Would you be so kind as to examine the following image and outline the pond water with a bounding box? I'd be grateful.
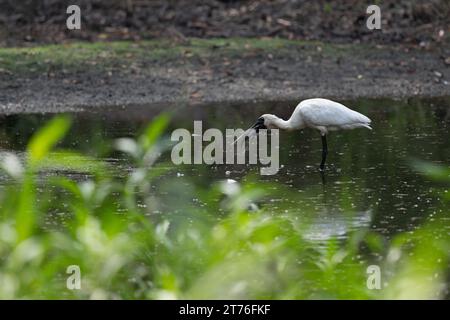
[0,97,449,242]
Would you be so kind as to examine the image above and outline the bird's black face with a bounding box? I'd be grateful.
[251,117,267,132]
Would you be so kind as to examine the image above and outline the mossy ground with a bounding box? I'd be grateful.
[0,38,360,75]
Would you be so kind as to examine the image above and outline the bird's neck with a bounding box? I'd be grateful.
[273,117,296,131]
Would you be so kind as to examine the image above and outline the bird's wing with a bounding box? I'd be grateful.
[298,98,371,127]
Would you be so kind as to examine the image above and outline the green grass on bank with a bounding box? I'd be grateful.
[0,38,363,75]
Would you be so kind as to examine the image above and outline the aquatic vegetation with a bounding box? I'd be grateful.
[0,114,448,299]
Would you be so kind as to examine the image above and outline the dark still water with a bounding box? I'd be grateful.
[0,97,449,242]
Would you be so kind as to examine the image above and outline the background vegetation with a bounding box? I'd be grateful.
[1,0,449,46]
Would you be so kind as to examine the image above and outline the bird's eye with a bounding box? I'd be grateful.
[258,117,264,121]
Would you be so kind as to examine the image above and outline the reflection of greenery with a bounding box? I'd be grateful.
[0,114,448,299]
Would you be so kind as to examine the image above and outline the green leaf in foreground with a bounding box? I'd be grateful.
[411,159,450,183]
[139,113,170,151]
[27,116,71,164]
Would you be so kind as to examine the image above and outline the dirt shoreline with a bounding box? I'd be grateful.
[0,39,449,115]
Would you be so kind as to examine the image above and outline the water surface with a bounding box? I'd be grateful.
[0,97,449,242]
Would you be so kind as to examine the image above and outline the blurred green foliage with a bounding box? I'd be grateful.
[0,114,448,299]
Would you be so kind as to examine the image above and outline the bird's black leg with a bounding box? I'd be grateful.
[320,135,328,171]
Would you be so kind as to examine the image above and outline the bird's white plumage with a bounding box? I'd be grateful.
[292,98,371,134]
[237,98,372,169]
[238,98,372,142]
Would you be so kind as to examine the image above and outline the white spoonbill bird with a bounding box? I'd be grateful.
[241,98,372,171]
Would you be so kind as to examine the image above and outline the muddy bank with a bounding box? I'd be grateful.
[0,39,449,114]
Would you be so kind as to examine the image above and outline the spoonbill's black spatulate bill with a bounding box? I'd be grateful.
[240,98,372,171]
